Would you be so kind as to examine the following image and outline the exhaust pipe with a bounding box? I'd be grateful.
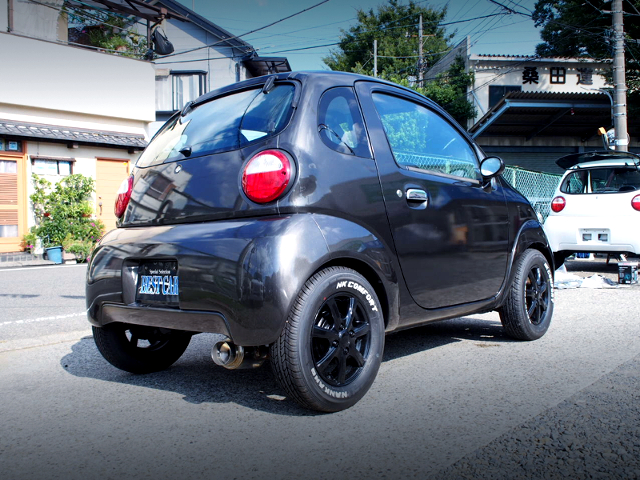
[212,338,268,370]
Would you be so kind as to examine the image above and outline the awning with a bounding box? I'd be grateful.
[470,92,615,142]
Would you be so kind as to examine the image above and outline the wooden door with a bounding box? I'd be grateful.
[96,158,130,234]
[0,154,27,253]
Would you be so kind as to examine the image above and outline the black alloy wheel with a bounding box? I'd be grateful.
[525,264,550,326]
[500,249,554,341]
[311,293,372,387]
[270,267,385,412]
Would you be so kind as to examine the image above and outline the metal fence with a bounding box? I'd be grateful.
[392,152,562,222]
[503,166,562,222]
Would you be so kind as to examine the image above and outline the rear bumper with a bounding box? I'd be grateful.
[96,304,231,337]
[544,215,640,254]
[86,215,330,346]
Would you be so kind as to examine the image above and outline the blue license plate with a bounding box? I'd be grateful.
[136,260,179,306]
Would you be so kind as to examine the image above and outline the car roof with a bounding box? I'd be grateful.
[557,151,640,170]
[192,71,426,109]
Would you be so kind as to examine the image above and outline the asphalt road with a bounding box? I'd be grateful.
[1,260,639,479]
[0,264,89,351]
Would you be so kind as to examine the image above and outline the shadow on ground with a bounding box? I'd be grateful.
[61,315,509,415]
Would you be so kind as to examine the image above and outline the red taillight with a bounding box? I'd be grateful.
[632,195,640,211]
[242,150,291,203]
[114,175,133,218]
[551,196,566,213]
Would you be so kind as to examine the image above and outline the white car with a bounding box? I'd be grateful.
[544,151,640,267]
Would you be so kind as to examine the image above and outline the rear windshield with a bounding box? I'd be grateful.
[137,84,295,167]
[560,167,640,194]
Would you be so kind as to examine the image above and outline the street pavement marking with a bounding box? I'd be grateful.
[0,264,87,273]
[0,311,88,327]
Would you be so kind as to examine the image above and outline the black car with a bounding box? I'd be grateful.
[86,71,554,412]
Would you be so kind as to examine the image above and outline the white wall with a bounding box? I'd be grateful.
[152,18,250,94]
[0,32,155,123]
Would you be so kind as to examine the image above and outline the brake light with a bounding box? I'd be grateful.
[114,175,133,218]
[551,196,566,213]
[242,150,291,203]
[632,195,640,211]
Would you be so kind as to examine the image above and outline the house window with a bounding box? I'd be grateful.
[0,137,23,153]
[32,158,73,176]
[488,85,522,108]
[550,67,566,84]
[155,70,207,112]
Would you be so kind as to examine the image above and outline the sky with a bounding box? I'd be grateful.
[176,0,543,71]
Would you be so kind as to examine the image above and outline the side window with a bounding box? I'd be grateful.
[371,93,479,180]
[318,87,370,158]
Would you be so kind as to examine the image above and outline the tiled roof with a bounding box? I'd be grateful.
[471,54,606,63]
[0,119,147,149]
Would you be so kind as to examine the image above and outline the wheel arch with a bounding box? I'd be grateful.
[513,220,555,272]
[311,257,392,329]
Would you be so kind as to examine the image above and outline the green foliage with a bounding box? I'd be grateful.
[62,234,93,263]
[71,12,147,59]
[323,1,476,124]
[533,0,640,118]
[388,56,476,125]
[29,174,105,258]
[323,0,452,78]
[21,229,38,253]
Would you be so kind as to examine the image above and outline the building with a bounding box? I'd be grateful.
[0,0,289,253]
[144,0,290,131]
[0,0,154,253]
[426,38,639,174]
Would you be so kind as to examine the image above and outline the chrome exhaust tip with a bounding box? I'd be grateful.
[211,337,269,370]
[212,339,245,370]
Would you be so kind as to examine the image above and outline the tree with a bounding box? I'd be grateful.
[323,0,476,123]
[533,0,640,119]
[28,174,105,262]
[389,56,476,125]
[323,0,451,77]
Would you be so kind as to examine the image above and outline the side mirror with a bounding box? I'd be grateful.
[480,156,505,179]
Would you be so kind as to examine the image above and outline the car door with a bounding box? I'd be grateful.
[355,81,510,309]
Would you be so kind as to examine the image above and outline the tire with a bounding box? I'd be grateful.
[500,249,554,341]
[270,267,385,412]
[93,323,192,374]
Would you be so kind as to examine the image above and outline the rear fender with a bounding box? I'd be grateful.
[312,214,400,331]
[496,220,554,308]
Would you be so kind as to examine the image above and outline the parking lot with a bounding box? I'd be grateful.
[1,260,639,479]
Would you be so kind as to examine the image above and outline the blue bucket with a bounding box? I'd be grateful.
[45,246,63,264]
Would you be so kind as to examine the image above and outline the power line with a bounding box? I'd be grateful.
[157,0,330,59]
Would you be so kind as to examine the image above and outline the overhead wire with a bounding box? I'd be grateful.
[156,0,330,59]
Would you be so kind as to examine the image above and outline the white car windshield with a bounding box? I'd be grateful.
[561,167,640,194]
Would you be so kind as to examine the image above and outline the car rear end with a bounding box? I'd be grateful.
[86,75,323,347]
[544,154,640,257]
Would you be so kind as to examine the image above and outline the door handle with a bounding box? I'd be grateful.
[405,189,428,209]
[406,188,428,201]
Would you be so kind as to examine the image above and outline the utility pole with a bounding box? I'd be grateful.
[373,39,378,78]
[612,0,628,151]
[418,15,423,85]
